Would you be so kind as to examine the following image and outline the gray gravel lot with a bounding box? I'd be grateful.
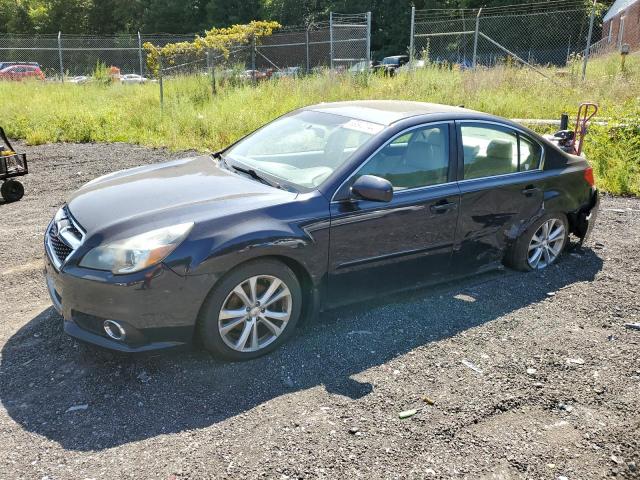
[0,142,639,479]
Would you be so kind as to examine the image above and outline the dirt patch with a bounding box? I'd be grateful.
[0,143,638,479]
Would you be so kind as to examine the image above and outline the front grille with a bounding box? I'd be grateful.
[46,206,85,268]
[49,233,73,261]
[64,219,82,239]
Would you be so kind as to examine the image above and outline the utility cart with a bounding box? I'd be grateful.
[546,102,599,156]
[0,127,28,202]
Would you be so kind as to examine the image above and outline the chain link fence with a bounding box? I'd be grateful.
[0,33,198,80]
[410,0,603,77]
[249,13,371,75]
[149,12,371,105]
[329,13,371,71]
[0,10,370,85]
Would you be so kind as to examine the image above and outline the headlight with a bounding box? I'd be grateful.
[79,223,193,274]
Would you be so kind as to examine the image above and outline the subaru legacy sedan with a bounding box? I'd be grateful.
[44,101,599,360]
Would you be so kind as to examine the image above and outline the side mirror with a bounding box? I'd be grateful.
[351,175,393,202]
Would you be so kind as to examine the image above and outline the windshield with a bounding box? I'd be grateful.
[225,111,383,189]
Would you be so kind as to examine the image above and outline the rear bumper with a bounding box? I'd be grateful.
[44,256,211,353]
[575,188,599,243]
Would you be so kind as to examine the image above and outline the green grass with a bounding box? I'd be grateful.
[1,52,638,195]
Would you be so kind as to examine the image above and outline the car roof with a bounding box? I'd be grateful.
[12,64,37,68]
[306,100,482,126]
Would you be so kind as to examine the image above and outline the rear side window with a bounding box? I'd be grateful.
[519,135,542,171]
[461,124,542,179]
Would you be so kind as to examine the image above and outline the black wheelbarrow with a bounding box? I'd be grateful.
[0,127,28,202]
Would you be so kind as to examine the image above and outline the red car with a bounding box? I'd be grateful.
[0,64,45,81]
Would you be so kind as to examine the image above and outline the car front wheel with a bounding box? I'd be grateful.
[506,213,569,271]
[198,259,302,360]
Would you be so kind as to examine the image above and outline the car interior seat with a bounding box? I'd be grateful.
[465,139,515,178]
[423,128,448,182]
[376,128,448,188]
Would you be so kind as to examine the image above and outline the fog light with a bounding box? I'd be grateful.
[103,320,126,341]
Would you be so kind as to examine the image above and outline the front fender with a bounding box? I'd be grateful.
[164,191,331,294]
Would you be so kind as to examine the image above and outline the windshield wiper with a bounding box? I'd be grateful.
[212,150,226,165]
[213,151,291,191]
[231,164,281,188]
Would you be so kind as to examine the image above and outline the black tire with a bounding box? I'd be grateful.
[197,259,302,361]
[504,212,569,272]
[1,180,24,202]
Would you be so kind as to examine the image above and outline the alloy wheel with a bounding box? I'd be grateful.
[527,218,566,269]
[218,275,292,352]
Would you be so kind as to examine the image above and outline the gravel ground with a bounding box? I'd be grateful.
[0,142,638,480]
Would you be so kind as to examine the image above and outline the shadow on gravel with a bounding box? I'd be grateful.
[0,249,602,451]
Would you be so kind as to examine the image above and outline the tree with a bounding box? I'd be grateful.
[260,0,332,26]
[38,0,91,33]
[87,0,144,34]
[206,0,263,27]
[140,0,207,34]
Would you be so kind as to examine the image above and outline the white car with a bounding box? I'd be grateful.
[348,60,373,73]
[120,74,148,84]
[68,75,89,84]
[397,60,426,73]
[273,67,301,79]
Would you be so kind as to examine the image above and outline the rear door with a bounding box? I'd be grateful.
[452,121,544,274]
[327,122,460,306]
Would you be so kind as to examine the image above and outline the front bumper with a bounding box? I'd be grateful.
[44,257,209,352]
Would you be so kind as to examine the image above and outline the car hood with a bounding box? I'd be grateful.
[67,155,296,234]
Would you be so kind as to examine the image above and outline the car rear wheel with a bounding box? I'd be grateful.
[198,259,302,361]
[506,213,569,271]
[1,179,24,202]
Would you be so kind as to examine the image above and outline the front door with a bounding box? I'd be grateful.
[327,122,460,307]
[452,121,545,274]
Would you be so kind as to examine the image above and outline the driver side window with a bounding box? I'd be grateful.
[355,124,450,190]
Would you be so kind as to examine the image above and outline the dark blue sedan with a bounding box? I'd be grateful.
[44,101,599,360]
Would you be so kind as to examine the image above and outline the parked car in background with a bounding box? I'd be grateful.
[68,75,90,85]
[120,74,148,84]
[0,64,45,81]
[273,66,301,79]
[374,55,409,76]
[44,100,599,361]
[240,69,269,81]
[349,60,376,73]
[397,59,426,73]
[0,61,40,71]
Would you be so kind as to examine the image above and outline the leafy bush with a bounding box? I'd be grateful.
[584,103,640,196]
[91,61,113,86]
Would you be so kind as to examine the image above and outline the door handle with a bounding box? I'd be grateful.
[430,201,458,214]
[521,185,541,196]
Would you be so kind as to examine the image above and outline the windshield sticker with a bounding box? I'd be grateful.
[343,119,384,135]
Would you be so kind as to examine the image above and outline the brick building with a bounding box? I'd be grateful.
[602,0,640,51]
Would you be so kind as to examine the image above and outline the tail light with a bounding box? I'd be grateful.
[584,166,595,186]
